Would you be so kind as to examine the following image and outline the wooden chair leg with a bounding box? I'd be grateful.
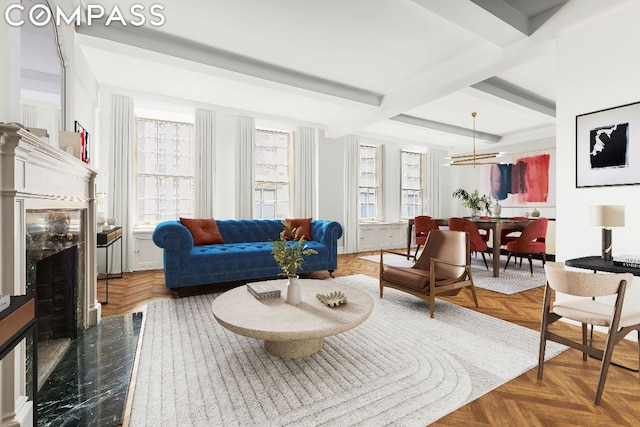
[429,293,435,318]
[537,283,552,379]
[637,330,640,384]
[595,329,618,405]
[582,323,588,361]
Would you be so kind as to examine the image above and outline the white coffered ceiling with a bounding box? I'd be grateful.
[69,0,638,152]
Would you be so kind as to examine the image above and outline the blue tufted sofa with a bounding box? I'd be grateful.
[152,219,343,293]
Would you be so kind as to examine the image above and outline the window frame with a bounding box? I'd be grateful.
[359,144,383,222]
[254,128,292,219]
[134,117,196,225]
[400,150,424,220]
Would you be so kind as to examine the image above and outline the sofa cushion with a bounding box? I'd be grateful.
[180,218,224,245]
[285,217,313,240]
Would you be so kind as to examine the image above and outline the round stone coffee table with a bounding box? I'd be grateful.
[211,279,373,358]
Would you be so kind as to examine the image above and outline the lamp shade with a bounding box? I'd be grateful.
[589,205,625,227]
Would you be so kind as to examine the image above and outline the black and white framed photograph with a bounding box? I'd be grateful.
[576,101,640,188]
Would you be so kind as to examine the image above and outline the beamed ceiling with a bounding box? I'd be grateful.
[68,0,638,152]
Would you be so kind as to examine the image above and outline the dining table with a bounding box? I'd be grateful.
[407,217,531,277]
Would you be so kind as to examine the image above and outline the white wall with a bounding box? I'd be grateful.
[317,132,345,225]
[556,4,640,307]
[70,44,98,149]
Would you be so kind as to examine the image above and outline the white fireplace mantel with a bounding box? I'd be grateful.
[0,123,99,427]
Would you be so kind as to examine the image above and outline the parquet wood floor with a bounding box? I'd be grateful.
[104,251,640,426]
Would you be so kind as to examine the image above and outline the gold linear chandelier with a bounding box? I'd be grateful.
[444,112,503,167]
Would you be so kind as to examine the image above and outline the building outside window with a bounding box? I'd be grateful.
[401,150,423,219]
[255,129,290,219]
[359,144,380,221]
[135,118,195,224]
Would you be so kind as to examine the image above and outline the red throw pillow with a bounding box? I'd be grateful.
[285,218,313,241]
[179,218,224,245]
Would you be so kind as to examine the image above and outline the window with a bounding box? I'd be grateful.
[254,129,290,219]
[359,144,380,221]
[135,118,195,224]
[401,151,423,219]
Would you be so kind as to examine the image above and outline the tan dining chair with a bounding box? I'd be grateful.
[537,261,640,405]
[380,230,478,318]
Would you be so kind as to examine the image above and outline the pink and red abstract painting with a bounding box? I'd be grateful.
[489,154,550,203]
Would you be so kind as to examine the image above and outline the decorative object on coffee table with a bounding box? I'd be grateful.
[316,290,347,307]
[271,220,317,305]
[247,283,281,301]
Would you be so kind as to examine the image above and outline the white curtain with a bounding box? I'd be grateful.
[343,135,360,253]
[235,116,255,219]
[292,126,317,217]
[195,109,216,217]
[426,148,446,218]
[109,94,134,272]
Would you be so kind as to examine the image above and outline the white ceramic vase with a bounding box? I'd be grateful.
[286,275,301,305]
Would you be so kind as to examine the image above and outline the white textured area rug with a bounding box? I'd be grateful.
[130,275,565,427]
[360,253,546,295]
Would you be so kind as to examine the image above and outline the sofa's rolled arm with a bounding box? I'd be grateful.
[152,221,194,266]
[311,220,343,246]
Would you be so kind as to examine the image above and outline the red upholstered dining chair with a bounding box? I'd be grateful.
[447,217,489,270]
[500,216,530,247]
[504,218,548,275]
[413,216,439,257]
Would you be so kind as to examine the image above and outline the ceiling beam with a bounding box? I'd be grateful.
[411,0,526,47]
[471,77,556,117]
[390,114,501,143]
[470,0,530,35]
[75,23,384,107]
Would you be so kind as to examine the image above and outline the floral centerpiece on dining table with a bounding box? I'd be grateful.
[452,188,492,218]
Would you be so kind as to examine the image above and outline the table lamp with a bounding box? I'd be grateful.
[589,205,625,261]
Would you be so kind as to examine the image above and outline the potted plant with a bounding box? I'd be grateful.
[452,188,492,218]
[271,220,317,304]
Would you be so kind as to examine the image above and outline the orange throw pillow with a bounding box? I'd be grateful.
[179,218,224,245]
[285,218,313,241]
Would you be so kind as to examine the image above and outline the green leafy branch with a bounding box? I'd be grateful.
[271,221,317,277]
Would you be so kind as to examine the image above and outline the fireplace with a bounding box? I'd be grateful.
[1,123,99,425]
[26,209,86,342]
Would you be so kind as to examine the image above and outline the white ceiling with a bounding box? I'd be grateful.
[68,0,638,153]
